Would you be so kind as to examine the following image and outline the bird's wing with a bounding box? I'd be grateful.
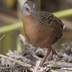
[36,11,64,40]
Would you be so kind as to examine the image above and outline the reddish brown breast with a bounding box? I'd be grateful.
[22,11,64,48]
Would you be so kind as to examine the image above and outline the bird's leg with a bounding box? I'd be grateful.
[51,47,60,58]
[40,47,52,66]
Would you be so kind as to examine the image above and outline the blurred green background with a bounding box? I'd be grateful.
[0,0,72,55]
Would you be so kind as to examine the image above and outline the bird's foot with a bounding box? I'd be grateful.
[51,47,61,60]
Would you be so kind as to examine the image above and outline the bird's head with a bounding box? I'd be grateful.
[22,1,38,25]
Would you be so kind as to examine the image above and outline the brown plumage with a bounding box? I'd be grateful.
[22,1,65,65]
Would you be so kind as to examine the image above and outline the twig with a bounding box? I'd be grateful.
[0,54,32,67]
[0,34,5,40]
[34,60,41,72]
[0,65,19,70]
[45,61,72,68]
[32,54,42,60]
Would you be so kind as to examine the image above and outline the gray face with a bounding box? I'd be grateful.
[22,1,36,15]
[22,1,38,25]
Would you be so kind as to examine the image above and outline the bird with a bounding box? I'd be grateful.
[22,1,65,66]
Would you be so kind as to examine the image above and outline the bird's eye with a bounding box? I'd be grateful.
[26,8,29,10]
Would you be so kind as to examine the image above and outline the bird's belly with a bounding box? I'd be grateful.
[23,17,57,48]
[24,25,56,48]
